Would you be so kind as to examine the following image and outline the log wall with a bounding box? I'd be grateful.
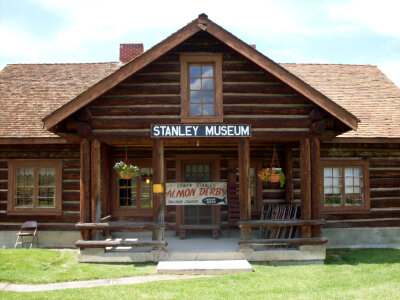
[0,145,80,231]
[83,31,331,141]
[319,142,400,228]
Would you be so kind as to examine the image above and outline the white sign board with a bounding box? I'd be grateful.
[166,182,227,205]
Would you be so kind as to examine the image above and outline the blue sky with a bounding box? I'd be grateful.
[1,0,400,86]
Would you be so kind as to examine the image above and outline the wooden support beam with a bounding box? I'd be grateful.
[300,138,312,238]
[238,138,251,240]
[152,138,164,241]
[91,139,101,225]
[284,146,294,203]
[100,143,111,221]
[80,138,91,240]
[311,137,322,237]
[310,121,326,134]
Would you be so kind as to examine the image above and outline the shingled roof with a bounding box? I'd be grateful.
[0,62,399,139]
[0,63,120,138]
[282,63,400,138]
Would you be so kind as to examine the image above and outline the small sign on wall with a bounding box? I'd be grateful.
[166,182,227,205]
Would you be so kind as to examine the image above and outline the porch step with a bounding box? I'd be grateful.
[156,260,254,274]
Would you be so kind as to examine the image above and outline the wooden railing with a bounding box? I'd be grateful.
[75,221,167,250]
[237,219,327,247]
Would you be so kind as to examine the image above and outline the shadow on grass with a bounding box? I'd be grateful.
[326,248,400,265]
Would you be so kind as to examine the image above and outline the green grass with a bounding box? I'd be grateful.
[0,249,155,284]
[1,248,400,299]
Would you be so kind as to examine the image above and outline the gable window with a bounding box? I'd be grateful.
[7,160,62,215]
[321,160,370,214]
[180,54,223,123]
[112,162,153,216]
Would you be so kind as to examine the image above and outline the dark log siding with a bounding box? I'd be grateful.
[87,32,330,140]
[0,145,80,231]
[320,143,400,228]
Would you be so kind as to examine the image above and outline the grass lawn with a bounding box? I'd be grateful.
[0,249,156,284]
[1,248,400,299]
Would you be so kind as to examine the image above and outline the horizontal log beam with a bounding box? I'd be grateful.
[238,237,328,246]
[237,219,327,228]
[75,221,166,230]
[75,240,168,248]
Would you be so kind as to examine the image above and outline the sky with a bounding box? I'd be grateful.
[1,0,400,86]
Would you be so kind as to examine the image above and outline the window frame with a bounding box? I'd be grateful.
[112,160,154,217]
[180,53,223,123]
[320,160,370,214]
[229,159,263,214]
[7,160,62,215]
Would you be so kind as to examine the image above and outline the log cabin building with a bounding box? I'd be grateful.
[1,14,400,262]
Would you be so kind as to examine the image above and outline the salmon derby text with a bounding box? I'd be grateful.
[151,125,251,137]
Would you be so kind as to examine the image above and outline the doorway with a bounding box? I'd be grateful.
[175,155,221,238]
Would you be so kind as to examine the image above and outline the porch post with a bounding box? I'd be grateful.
[238,138,251,240]
[152,139,164,241]
[311,137,322,237]
[300,138,312,238]
[91,139,102,226]
[80,138,91,240]
[284,146,294,203]
[100,143,111,220]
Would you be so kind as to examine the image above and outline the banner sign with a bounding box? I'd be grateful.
[166,182,227,205]
[151,125,251,138]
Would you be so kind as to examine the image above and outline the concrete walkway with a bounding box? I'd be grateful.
[0,274,213,293]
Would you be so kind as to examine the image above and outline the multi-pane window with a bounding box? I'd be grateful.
[118,167,153,209]
[189,64,215,116]
[7,160,62,215]
[180,54,223,122]
[322,161,370,213]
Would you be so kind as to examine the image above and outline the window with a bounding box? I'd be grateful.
[180,54,223,123]
[113,163,153,216]
[7,160,62,215]
[321,160,370,213]
[230,160,263,213]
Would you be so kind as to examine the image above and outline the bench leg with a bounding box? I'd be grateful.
[179,229,186,239]
[213,229,220,239]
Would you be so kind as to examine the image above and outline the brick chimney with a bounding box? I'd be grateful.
[119,42,144,63]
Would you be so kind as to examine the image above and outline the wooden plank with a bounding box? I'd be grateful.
[311,137,322,237]
[92,95,181,106]
[238,237,328,246]
[80,138,91,240]
[237,219,326,228]
[284,147,294,203]
[152,138,164,240]
[75,221,166,230]
[90,106,180,116]
[238,138,251,240]
[75,240,167,248]
[223,94,307,105]
[223,83,293,94]
[106,84,179,96]
[223,105,312,115]
[300,138,312,237]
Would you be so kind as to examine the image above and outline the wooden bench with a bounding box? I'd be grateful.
[239,237,328,247]
[75,221,167,250]
[75,239,167,249]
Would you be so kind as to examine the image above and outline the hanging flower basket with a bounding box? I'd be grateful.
[258,145,286,187]
[114,161,139,180]
[258,167,286,187]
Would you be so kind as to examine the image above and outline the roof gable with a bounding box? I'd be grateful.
[42,14,358,131]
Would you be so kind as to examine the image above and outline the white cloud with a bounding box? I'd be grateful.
[332,0,400,38]
[378,61,400,87]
